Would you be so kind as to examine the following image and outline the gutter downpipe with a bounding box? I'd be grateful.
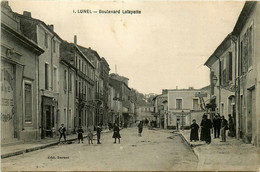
[214,55,221,117]
[230,34,240,139]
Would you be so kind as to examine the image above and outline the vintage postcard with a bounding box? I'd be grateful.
[1,0,260,171]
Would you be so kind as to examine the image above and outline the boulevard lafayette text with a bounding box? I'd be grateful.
[74,9,141,15]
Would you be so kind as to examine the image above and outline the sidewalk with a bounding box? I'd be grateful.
[179,130,260,171]
[1,129,111,159]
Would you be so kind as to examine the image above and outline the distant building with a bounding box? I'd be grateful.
[152,94,168,128]
[165,87,210,129]
[136,106,154,121]
[1,2,44,142]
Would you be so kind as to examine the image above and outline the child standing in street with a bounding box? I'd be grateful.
[77,126,84,144]
[87,128,93,144]
[58,124,67,143]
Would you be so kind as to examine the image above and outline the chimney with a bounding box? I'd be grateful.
[23,11,31,18]
[74,35,77,45]
[48,24,54,31]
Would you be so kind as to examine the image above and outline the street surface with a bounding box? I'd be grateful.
[1,127,198,171]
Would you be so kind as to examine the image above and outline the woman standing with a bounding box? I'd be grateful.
[138,121,143,137]
[190,119,199,142]
[112,123,121,143]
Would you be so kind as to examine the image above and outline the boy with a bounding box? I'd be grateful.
[96,123,102,144]
[58,124,66,143]
[87,128,93,144]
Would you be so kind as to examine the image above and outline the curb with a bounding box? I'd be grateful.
[177,132,199,160]
[1,130,112,159]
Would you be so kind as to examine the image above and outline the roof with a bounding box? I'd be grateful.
[232,1,257,36]
[14,12,62,42]
[60,40,76,67]
[78,45,101,61]
[204,34,232,68]
[75,45,95,68]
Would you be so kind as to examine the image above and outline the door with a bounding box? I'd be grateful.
[1,61,15,141]
[45,106,52,137]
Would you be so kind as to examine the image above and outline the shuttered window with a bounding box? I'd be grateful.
[25,83,32,123]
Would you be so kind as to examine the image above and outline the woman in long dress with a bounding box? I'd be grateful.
[112,123,121,143]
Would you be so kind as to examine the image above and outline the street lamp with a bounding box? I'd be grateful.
[212,75,218,86]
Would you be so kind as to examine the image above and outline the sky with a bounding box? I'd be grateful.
[9,1,245,94]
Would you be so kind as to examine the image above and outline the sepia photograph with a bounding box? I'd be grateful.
[1,0,260,171]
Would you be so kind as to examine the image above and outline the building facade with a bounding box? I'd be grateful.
[152,94,168,128]
[1,2,44,142]
[165,88,209,129]
[16,10,62,139]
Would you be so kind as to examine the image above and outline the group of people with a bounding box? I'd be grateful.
[190,113,235,144]
[57,123,121,144]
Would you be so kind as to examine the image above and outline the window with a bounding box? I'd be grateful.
[45,32,48,48]
[176,99,182,109]
[228,52,232,81]
[193,99,199,110]
[69,72,72,92]
[64,70,67,90]
[54,67,57,92]
[45,63,49,89]
[25,83,32,123]
[241,25,253,74]
[53,40,56,53]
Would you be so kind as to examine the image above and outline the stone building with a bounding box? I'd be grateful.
[204,34,237,128]
[59,40,77,134]
[165,87,210,129]
[232,1,260,146]
[15,9,62,139]
[72,37,95,131]
[152,93,168,128]
[1,2,44,142]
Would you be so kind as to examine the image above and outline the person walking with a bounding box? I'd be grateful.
[87,128,93,144]
[200,114,212,144]
[112,123,121,143]
[220,116,228,142]
[77,126,84,144]
[228,114,235,137]
[96,123,102,144]
[190,119,199,142]
[200,116,205,141]
[58,124,67,143]
[138,121,143,137]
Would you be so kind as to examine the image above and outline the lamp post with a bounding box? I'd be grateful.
[212,74,221,117]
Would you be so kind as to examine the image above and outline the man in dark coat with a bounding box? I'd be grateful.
[58,124,67,143]
[200,114,212,144]
[77,126,84,144]
[96,123,102,144]
[190,119,199,142]
[213,114,221,138]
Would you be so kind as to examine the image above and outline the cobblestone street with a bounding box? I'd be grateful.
[1,127,198,171]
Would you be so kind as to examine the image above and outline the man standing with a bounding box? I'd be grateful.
[96,123,102,144]
[58,124,66,143]
[200,114,212,144]
[213,114,221,138]
[220,116,228,142]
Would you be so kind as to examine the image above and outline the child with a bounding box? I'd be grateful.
[58,124,67,143]
[77,126,84,144]
[87,128,93,144]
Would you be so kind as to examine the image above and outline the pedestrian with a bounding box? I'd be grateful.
[138,121,143,137]
[190,119,199,142]
[77,126,84,144]
[96,123,102,144]
[213,114,221,138]
[220,115,228,142]
[58,124,66,143]
[112,123,121,143]
[228,114,235,137]
[87,128,93,144]
[200,114,212,144]
[200,116,205,141]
